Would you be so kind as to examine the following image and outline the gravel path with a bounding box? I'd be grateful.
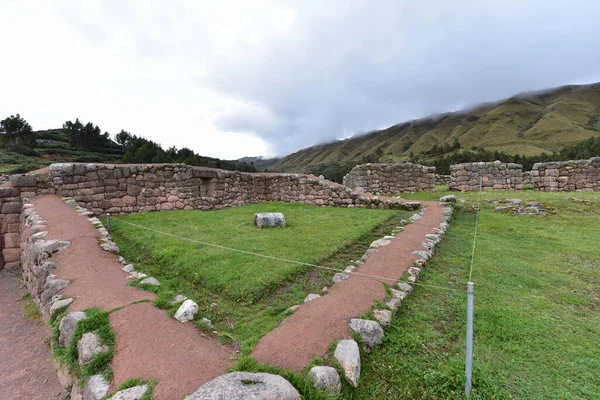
[252,201,443,370]
[0,268,64,400]
[33,195,234,399]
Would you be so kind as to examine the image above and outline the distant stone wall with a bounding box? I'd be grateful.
[342,163,436,194]
[435,174,451,186]
[531,158,600,192]
[450,161,523,191]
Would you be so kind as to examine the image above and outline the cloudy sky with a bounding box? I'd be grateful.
[2,1,600,159]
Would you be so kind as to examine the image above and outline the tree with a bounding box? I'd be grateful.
[0,114,35,154]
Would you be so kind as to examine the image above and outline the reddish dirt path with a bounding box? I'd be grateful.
[0,268,64,400]
[33,195,234,399]
[252,201,442,370]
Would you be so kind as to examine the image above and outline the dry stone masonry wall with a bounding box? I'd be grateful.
[531,158,600,192]
[450,161,523,191]
[342,163,436,194]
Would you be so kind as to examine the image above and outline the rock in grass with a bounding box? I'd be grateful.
[77,332,109,366]
[373,309,392,327]
[254,213,286,228]
[84,374,110,400]
[403,201,420,211]
[440,195,457,203]
[397,281,413,294]
[386,298,402,313]
[332,273,348,284]
[50,297,73,314]
[171,294,187,305]
[349,319,384,352]
[309,366,341,393]
[304,293,321,303]
[370,238,391,248]
[287,305,301,313]
[110,384,148,400]
[121,264,135,273]
[185,372,300,400]
[390,288,407,300]
[334,339,361,387]
[140,277,160,286]
[174,299,199,322]
[59,311,87,346]
[199,317,214,329]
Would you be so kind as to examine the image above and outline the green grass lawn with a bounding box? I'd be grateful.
[111,202,409,353]
[344,191,600,399]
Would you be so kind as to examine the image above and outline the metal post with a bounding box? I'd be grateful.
[106,213,111,234]
[465,281,474,395]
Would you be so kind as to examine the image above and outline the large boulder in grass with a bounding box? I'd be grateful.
[254,213,286,228]
[184,372,300,400]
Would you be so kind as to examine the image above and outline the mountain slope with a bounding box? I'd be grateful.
[272,82,600,173]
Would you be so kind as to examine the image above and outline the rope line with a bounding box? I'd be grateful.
[115,219,461,293]
[468,177,483,282]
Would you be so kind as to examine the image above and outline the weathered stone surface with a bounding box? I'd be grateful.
[83,374,110,400]
[59,311,87,346]
[185,372,300,400]
[440,195,457,203]
[390,288,407,300]
[121,264,135,273]
[109,384,148,400]
[370,238,391,248]
[334,339,361,387]
[287,304,301,313]
[41,276,71,305]
[332,273,349,284]
[396,281,413,294]
[140,277,160,286]
[373,309,392,326]
[254,212,286,228]
[349,319,384,352]
[343,163,435,195]
[174,299,199,322]
[403,201,421,211]
[77,332,109,366]
[50,297,73,314]
[309,366,341,394]
[100,240,120,253]
[171,294,187,304]
[386,297,402,313]
[303,293,321,303]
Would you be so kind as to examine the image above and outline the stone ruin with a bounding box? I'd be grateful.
[342,162,436,195]
[531,158,600,192]
[450,161,523,191]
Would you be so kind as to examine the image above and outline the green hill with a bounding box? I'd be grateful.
[271,82,600,174]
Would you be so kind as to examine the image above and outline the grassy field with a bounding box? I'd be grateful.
[343,189,600,399]
[111,202,410,353]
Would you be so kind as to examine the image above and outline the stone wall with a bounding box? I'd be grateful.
[1,163,422,268]
[435,174,451,186]
[531,158,600,192]
[342,163,436,194]
[449,161,523,191]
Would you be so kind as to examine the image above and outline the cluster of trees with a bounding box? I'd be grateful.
[115,130,257,171]
[0,114,35,154]
[0,114,256,172]
[62,119,114,151]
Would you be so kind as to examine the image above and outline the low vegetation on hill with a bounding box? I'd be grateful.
[270,83,600,180]
[0,114,256,174]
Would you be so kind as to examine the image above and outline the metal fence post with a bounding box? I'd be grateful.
[106,213,111,234]
[465,281,474,395]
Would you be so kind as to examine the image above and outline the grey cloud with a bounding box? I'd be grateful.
[198,0,600,156]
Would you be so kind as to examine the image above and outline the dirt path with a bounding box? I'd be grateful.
[33,195,234,399]
[252,201,443,370]
[0,268,64,400]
